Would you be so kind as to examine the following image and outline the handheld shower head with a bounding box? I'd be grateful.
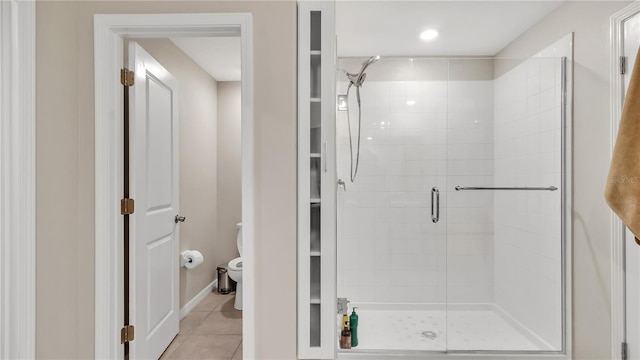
[361,55,380,71]
[346,55,380,88]
[342,55,380,183]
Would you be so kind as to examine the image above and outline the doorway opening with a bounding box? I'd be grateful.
[611,3,640,360]
[94,13,254,360]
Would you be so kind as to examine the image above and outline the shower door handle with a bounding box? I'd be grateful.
[431,187,439,223]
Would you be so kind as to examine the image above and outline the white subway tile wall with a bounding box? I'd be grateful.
[446,76,495,304]
[336,65,495,304]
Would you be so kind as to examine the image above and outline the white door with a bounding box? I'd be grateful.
[129,42,180,360]
[623,12,640,360]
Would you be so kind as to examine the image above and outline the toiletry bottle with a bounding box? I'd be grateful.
[350,307,359,347]
[340,326,351,349]
[342,314,349,331]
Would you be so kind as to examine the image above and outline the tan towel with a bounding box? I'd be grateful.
[606,47,640,242]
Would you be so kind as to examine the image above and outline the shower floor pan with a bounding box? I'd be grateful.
[338,303,555,353]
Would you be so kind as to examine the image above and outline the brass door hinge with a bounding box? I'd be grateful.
[121,325,135,344]
[121,69,135,86]
[121,198,135,215]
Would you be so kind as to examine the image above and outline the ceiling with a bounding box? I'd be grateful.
[170,37,241,82]
[336,1,564,57]
[169,1,563,78]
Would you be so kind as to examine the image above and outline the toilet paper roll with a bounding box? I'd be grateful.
[181,250,204,269]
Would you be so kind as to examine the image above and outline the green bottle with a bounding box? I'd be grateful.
[350,307,359,347]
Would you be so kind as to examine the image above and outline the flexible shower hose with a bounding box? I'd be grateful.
[345,83,363,182]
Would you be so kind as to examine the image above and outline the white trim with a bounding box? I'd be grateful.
[610,4,640,360]
[94,13,255,360]
[93,14,124,360]
[0,1,36,359]
[179,280,217,320]
[297,3,312,357]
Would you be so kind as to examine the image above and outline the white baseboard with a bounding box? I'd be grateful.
[179,279,217,319]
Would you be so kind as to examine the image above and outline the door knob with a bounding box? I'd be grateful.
[175,215,186,223]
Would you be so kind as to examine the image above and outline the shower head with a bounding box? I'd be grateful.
[346,55,380,88]
[361,55,380,72]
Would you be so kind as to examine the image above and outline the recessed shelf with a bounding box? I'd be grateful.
[300,4,335,357]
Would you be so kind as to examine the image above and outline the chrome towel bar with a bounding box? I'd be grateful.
[455,186,558,191]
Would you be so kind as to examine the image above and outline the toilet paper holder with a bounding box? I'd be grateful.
[180,250,203,268]
[180,253,191,267]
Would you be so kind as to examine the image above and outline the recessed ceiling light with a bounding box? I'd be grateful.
[406,99,416,106]
[420,29,439,41]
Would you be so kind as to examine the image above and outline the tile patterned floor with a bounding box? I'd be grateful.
[160,291,242,360]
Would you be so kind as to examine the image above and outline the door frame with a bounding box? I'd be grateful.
[94,13,255,359]
[0,0,36,358]
[610,3,640,360]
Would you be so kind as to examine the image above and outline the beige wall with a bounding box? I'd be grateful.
[36,1,296,359]
[496,1,631,358]
[136,38,221,309]
[217,82,243,267]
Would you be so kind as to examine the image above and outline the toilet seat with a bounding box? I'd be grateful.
[236,223,243,257]
[228,223,243,310]
[228,257,243,271]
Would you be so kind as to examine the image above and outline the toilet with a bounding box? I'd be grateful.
[227,223,243,310]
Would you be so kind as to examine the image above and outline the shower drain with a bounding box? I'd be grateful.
[421,331,438,340]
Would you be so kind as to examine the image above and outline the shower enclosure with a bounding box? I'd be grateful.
[336,56,568,355]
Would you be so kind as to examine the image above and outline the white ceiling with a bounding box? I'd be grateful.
[169,1,563,79]
[170,37,241,82]
[336,1,564,57]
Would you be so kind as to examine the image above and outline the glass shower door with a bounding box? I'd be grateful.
[335,55,566,355]
[335,57,449,353]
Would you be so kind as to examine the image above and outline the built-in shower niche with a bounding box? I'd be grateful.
[310,253,322,346]
[298,3,335,357]
[310,157,321,200]
[310,303,321,347]
[310,11,321,99]
[310,102,321,153]
[310,11,321,50]
[310,204,321,254]
[311,55,321,99]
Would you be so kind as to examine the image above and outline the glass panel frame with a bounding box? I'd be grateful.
[334,56,568,356]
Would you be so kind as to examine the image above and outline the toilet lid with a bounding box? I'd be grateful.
[237,223,243,256]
